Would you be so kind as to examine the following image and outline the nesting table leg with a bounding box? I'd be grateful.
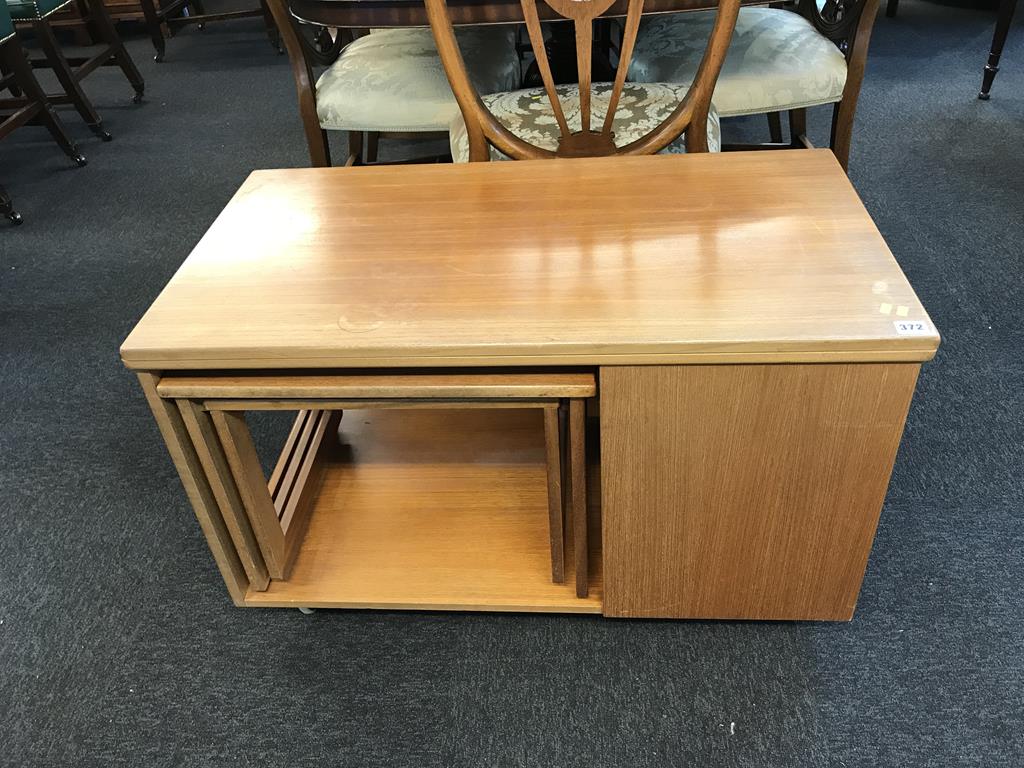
[542,405,565,583]
[569,398,588,598]
[136,374,250,604]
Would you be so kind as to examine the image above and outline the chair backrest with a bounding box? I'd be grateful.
[798,0,877,53]
[424,0,740,161]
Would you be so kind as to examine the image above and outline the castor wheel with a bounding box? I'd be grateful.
[298,607,316,615]
[978,91,991,101]
[153,52,164,63]
[133,90,144,104]
[72,153,88,167]
[4,209,22,226]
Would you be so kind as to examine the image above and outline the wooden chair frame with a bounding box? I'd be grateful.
[1,182,21,225]
[265,0,449,167]
[137,0,281,63]
[0,24,86,168]
[423,0,740,160]
[738,0,880,171]
[13,0,145,125]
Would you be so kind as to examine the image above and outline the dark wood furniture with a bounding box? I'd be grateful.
[762,0,880,171]
[137,0,280,62]
[121,151,939,619]
[1,6,86,171]
[48,0,281,62]
[634,0,880,172]
[424,0,738,159]
[1,0,86,224]
[979,0,1018,99]
[10,0,144,141]
[1,183,22,224]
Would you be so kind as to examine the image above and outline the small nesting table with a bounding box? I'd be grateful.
[122,151,940,620]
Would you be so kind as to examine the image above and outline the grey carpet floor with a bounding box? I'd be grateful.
[1,2,1022,765]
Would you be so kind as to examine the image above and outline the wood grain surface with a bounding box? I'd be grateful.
[121,152,938,370]
[600,363,919,620]
[136,374,250,605]
[244,408,604,612]
[157,371,597,399]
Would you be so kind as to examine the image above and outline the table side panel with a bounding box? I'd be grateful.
[600,362,920,620]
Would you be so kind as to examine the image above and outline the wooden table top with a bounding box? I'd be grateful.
[121,151,939,371]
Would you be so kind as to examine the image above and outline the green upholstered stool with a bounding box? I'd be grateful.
[1,0,86,224]
[6,0,144,139]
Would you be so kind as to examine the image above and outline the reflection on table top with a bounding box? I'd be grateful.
[121,150,939,370]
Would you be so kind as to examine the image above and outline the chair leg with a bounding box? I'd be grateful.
[259,0,283,53]
[365,131,380,163]
[569,399,588,598]
[83,0,146,102]
[789,107,807,147]
[0,43,87,166]
[73,0,102,44]
[1,184,23,225]
[766,111,783,143]
[886,0,898,17]
[138,0,167,62]
[1,59,23,97]
[32,18,111,141]
[979,0,1019,100]
[346,131,363,166]
[830,102,852,173]
[543,405,565,584]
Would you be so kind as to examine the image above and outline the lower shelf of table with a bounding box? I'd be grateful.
[243,408,603,613]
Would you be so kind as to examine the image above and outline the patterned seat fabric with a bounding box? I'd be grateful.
[316,27,521,133]
[6,0,72,20]
[449,82,721,162]
[629,8,847,117]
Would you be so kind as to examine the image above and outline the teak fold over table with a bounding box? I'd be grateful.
[121,151,940,621]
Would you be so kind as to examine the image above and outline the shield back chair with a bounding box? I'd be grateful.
[265,0,523,167]
[7,0,144,140]
[422,0,740,162]
[627,0,880,171]
[1,0,86,225]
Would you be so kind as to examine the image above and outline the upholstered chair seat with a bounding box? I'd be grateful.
[315,27,521,133]
[629,7,847,116]
[449,82,721,162]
